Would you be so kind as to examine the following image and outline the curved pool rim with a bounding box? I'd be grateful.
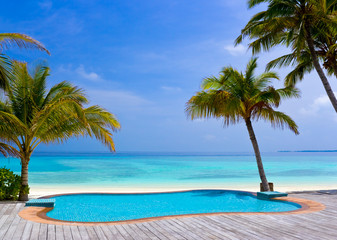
[19,189,325,226]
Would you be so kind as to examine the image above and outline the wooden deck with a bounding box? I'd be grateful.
[1,192,336,239]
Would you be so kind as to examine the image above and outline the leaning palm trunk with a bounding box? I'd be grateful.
[304,24,337,113]
[19,159,29,201]
[245,118,270,191]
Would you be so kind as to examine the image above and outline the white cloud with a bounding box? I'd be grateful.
[224,44,246,56]
[75,65,102,82]
[300,93,336,115]
[161,86,182,92]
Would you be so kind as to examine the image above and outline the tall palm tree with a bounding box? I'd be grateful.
[0,33,50,90]
[186,58,299,191]
[0,61,120,201]
[235,0,337,112]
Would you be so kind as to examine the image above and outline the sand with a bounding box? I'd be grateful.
[28,183,337,198]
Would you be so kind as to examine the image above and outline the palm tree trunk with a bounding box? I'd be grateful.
[245,118,270,192]
[304,23,337,113]
[19,158,29,201]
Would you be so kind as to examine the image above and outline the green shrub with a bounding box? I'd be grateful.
[0,167,21,200]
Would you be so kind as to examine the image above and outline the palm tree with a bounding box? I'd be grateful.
[186,58,299,191]
[0,61,120,201]
[235,0,337,112]
[0,33,50,90]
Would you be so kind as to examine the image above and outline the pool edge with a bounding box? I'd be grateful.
[18,191,325,226]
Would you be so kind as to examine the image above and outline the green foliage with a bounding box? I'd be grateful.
[0,167,21,200]
[186,57,300,133]
[0,33,50,108]
[20,185,30,195]
[0,61,121,159]
[0,33,50,55]
[236,0,337,85]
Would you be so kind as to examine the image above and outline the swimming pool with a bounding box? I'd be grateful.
[45,190,301,222]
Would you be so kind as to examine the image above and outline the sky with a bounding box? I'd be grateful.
[2,0,337,153]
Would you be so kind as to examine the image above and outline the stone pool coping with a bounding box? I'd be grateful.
[18,190,325,226]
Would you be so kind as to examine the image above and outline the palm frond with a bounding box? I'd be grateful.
[0,54,12,90]
[0,33,50,55]
[256,108,299,134]
[0,142,19,157]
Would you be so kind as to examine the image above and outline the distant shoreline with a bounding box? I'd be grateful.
[279,150,337,152]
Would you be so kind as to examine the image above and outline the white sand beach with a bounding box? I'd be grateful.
[28,183,337,198]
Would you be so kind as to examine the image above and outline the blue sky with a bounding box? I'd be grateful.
[2,0,337,153]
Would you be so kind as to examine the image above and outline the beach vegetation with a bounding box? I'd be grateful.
[236,0,337,112]
[186,58,299,191]
[0,167,21,200]
[0,61,120,201]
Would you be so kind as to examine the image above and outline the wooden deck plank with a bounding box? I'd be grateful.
[47,224,56,240]
[151,220,190,240]
[168,218,209,240]
[92,226,107,240]
[195,216,244,240]
[115,224,134,240]
[62,225,73,240]
[27,223,39,240]
[3,215,21,240]
[101,225,125,240]
[0,204,9,217]
[142,221,173,240]
[69,226,81,240]
[126,224,152,240]
[166,218,204,240]
[11,218,28,240]
[78,226,90,240]
[141,221,171,240]
[134,223,161,240]
[151,220,186,240]
[55,225,65,240]
[183,217,229,240]
[38,224,48,240]
[174,217,222,240]
[84,226,99,240]
[156,220,188,240]
[0,203,22,240]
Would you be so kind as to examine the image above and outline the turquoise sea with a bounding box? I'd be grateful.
[1,152,337,191]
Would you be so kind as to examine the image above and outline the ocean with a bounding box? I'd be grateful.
[1,152,337,192]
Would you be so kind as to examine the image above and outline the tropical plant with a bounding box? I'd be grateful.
[235,0,337,112]
[0,61,120,201]
[186,58,299,191]
[0,167,21,200]
[0,33,50,90]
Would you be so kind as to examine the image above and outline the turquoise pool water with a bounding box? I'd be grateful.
[46,190,301,222]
